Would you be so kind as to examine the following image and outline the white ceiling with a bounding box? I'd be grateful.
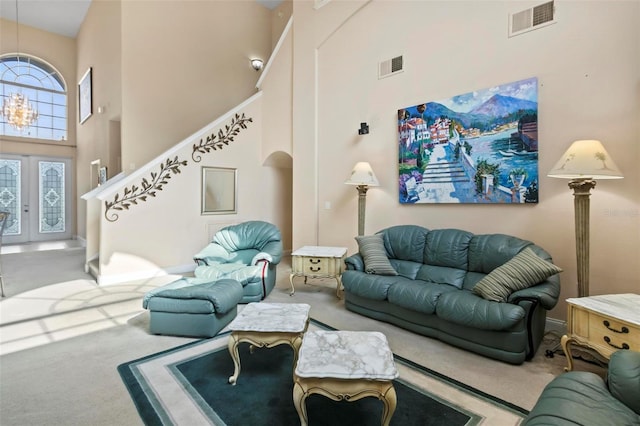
[0,0,283,39]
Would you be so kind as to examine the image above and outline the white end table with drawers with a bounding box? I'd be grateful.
[289,246,347,298]
[561,293,640,371]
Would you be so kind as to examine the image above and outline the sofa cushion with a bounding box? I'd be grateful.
[387,280,458,315]
[355,234,398,275]
[424,229,473,270]
[468,234,533,274]
[380,225,428,263]
[389,259,422,280]
[416,264,467,289]
[436,290,526,330]
[472,248,562,302]
[194,263,264,286]
[341,270,399,300]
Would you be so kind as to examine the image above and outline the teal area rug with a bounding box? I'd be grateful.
[118,320,527,425]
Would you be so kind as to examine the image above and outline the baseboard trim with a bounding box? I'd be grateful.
[545,317,566,335]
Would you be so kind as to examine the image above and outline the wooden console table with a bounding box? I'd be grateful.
[561,293,640,371]
[289,246,347,298]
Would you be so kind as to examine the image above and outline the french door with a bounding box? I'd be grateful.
[0,154,72,244]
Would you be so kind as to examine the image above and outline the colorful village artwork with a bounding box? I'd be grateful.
[398,77,539,204]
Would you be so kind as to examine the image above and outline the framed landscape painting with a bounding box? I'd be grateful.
[398,77,539,204]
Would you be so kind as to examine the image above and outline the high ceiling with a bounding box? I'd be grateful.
[0,0,283,39]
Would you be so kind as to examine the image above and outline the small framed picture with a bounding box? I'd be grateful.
[79,67,92,124]
[201,166,237,215]
[98,166,107,185]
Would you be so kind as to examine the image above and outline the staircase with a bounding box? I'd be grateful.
[422,161,470,184]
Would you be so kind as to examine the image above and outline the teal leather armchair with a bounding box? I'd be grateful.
[524,350,640,425]
[193,221,283,303]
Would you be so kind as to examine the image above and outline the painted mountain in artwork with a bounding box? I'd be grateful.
[470,94,537,117]
[417,94,537,131]
[422,102,487,129]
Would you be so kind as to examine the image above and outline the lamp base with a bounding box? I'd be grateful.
[568,178,596,298]
[356,185,369,236]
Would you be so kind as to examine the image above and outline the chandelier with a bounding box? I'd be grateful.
[2,93,38,130]
[1,0,38,131]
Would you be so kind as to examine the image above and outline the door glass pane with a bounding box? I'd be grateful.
[39,161,65,233]
[0,159,21,235]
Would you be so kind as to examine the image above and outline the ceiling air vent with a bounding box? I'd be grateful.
[509,1,556,38]
[379,55,403,80]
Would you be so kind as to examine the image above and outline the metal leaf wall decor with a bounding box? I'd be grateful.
[103,114,252,222]
[192,113,253,162]
[104,157,188,222]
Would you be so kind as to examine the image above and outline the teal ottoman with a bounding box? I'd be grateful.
[142,278,243,338]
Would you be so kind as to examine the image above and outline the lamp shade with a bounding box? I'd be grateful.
[345,162,380,186]
[547,139,623,180]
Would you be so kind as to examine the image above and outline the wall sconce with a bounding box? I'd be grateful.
[344,162,379,236]
[251,58,264,71]
[547,139,623,298]
[358,122,369,135]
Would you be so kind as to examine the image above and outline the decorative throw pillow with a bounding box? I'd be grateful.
[355,234,398,276]
[473,247,562,302]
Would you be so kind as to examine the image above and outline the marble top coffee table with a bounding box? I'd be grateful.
[227,302,310,385]
[293,330,399,426]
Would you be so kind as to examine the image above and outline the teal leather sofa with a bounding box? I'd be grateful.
[192,221,283,303]
[342,225,561,364]
[524,350,640,425]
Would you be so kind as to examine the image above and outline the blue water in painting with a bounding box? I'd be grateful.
[464,129,538,188]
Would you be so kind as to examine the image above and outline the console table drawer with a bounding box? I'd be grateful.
[589,313,639,354]
[292,256,341,277]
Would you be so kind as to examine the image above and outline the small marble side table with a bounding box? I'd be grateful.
[293,330,399,426]
[227,302,310,385]
[561,293,640,371]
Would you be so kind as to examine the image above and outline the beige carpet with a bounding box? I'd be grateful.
[0,245,604,425]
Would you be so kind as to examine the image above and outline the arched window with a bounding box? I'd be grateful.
[0,54,67,141]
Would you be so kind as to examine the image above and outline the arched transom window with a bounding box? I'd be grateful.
[0,54,67,141]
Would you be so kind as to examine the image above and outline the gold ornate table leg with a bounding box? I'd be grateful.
[380,383,397,426]
[227,332,241,385]
[292,376,397,426]
[560,334,575,372]
[228,326,308,385]
[289,273,296,296]
[292,380,310,426]
[335,275,343,299]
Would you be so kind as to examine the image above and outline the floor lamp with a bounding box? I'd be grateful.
[345,162,379,236]
[547,140,623,298]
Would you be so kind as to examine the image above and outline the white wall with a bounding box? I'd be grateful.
[119,0,272,171]
[292,0,640,321]
[79,3,295,284]
[95,95,288,282]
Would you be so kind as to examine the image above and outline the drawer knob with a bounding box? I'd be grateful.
[309,267,321,272]
[309,259,321,264]
[603,320,629,334]
[604,336,630,350]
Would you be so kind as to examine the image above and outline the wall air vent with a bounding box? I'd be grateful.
[379,55,404,80]
[509,1,556,38]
